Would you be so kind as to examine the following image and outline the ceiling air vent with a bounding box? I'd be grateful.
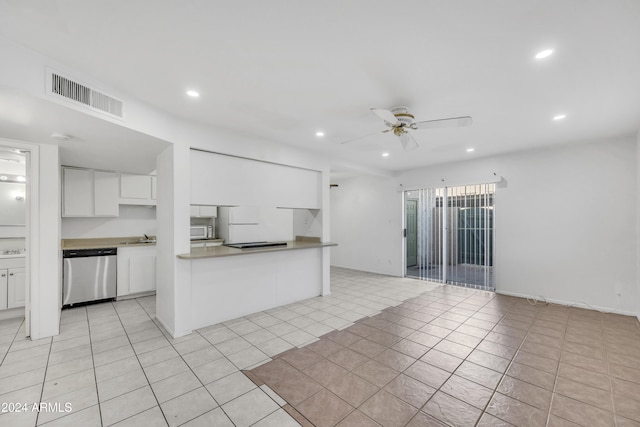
[47,71,124,119]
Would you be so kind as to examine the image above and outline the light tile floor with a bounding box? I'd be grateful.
[0,267,439,426]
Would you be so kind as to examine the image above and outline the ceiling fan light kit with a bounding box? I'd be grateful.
[343,106,472,151]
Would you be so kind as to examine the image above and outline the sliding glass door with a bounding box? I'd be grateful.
[405,183,495,290]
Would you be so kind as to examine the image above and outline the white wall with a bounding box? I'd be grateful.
[61,205,156,238]
[293,209,322,238]
[332,136,638,315]
[331,174,404,276]
[637,130,640,321]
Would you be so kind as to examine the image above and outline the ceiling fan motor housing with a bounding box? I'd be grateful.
[391,106,414,127]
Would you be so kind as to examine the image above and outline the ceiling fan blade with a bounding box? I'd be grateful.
[411,116,473,130]
[371,108,399,126]
[398,131,419,151]
[340,129,390,145]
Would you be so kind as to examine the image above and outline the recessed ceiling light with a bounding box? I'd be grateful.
[553,114,567,121]
[0,176,7,181]
[382,152,390,157]
[315,131,325,137]
[535,49,554,59]
[50,133,71,141]
[186,90,200,98]
[466,148,475,152]
[16,176,26,182]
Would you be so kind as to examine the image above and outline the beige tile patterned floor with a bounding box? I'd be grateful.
[248,272,640,426]
[0,267,639,426]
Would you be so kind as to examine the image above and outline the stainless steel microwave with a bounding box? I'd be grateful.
[190,226,208,240]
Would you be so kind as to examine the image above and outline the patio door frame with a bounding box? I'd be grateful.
[403,182,496,290]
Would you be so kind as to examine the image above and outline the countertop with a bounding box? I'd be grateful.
[0,253,25,259]
[178,240,337,259]
[190,239,224,244]
[61,237,157,250]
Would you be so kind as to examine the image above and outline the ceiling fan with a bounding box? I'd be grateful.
[342,106,472,151]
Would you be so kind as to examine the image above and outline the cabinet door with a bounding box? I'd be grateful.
[121,174,152,199]
[63,168,93,216]
[7,267,25,309]
[0,270,7,310]
[229,206,260,224]
[151,176,157,200]
[94,171,120,216]
[198,206,218,218]
[190,205,200,217]
[118,247,156,296]
[129,255,156,293]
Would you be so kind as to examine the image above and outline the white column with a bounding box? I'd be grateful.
[156,144,192,337]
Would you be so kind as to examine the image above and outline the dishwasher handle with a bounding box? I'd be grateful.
[63,248,117,258]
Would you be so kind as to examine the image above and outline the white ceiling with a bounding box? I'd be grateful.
[0,90,168,174]
[0,0,639,173]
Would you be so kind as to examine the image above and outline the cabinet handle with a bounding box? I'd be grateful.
[9,273,13,276]
[1,274,5,277]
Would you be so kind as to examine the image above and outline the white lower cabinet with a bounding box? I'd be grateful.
[117,246,156,297]
[7,268,25,309]
[0,267,25,309]
[0,270,7,310]
[0,257,25,310]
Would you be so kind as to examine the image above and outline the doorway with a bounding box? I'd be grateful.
[404,183,495,290]
[0,146,29,335]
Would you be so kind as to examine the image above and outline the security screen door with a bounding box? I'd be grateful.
[405,183,495,290]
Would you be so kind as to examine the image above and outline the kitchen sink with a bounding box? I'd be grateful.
[118,240,156,245]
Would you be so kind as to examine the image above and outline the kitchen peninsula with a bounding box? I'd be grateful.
[156,148,331,337]
[181,238,336,329]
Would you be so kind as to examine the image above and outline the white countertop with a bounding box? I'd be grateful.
[0,253,25,259]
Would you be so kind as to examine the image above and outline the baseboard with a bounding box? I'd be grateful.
[154,314,191,339]
[495,290,638,317]
[116,291,156,301]
[330,263,401,278]
[0,307,23,321]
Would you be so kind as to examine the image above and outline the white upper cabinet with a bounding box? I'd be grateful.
[228,206,259,224]
[121,174,151,199]
[120,174,156,205]
[190,205,217,218]
[94,171,120,216]
[191,150,321,209]
[151,176,157,200]
[62,167,119,217]
[62,168,93,216]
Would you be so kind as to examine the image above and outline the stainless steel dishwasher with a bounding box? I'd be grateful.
[62,248,117,307]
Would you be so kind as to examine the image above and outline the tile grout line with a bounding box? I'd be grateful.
[544,306,568,427]
[109,298,171,427]
[603,315,618,427]
[415,290,512,426]
[0,318,24,366]
[34,312,67,426]
[81,305,106,427]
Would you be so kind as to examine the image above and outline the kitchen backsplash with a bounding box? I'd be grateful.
[62,205,156,239]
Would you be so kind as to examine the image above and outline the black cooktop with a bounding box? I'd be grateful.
[224,241,288,249]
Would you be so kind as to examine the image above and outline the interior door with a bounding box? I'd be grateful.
[405,199,418,267]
